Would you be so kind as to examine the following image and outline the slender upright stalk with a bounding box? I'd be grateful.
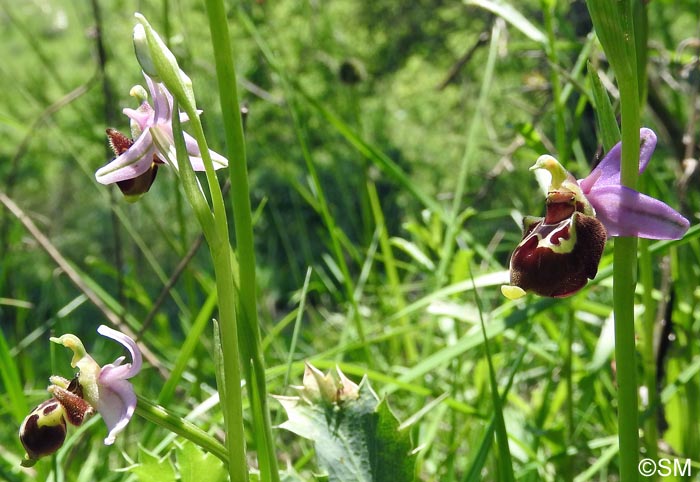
[586,1,645,478]
[203,2,280,481]
[614,53,641,482]
[135,14,250,482]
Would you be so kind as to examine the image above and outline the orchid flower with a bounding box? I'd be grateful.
[19,325,142,466]
[502,128,690,299]
[95,74,228,200]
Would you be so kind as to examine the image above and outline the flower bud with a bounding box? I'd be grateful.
[133,23,159,79]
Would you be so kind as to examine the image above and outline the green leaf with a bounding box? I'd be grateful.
[586,0,637,83]
[278,377,415,482]
[465,0,546,44]
[389,237,435,271]
[587,62,620,150]
[130,447,177,482]
[177,441,228,482]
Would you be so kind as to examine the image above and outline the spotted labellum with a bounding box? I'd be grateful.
[18,326,142,466]
[19,377,94,467]
[502,128,690,299]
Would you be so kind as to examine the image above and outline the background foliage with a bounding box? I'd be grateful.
[1,0,699,480]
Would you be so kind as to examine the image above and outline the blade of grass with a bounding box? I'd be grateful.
[434,18,501,287]
[284,268,312,389]
[0,326,28,422]
[587,62,621,151]
[469,262,515,482]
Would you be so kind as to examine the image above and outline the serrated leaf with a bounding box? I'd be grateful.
[177,440,227,482]
[129,447,177,482]
[278,378,415,482]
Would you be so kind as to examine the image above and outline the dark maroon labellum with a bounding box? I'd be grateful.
[19,399,68,463]
[508,191,607,297]
[106,128,160,198]
[19,376,95,466]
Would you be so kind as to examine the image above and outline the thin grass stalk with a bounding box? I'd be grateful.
[469,264,515,482]
[233,7,368,354]
[434,19,500,287]
[366,180,417,362]
[202,2,280,480]
[542,0,568,163]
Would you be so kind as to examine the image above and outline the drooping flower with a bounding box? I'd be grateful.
[96,74,227,200]
[19,325,142,465]
[502,128,690,300]
[19,376,94,467]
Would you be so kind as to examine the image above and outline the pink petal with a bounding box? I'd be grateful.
[95,133,156,184]
[580,128,657,193]
[145,75,173,124]
[588,185,690,239]
[97,325,142,379]
[123,105,154,132]
[96,380,136,445]
[184,133,228,170]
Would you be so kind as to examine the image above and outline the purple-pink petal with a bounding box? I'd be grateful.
[123,104,154,132]
[96,379,137,445]
[184,133,228,170]
[580,128,657,193]
[587,184,690,239]
[95,133,156,184]
[145,76,173,124]
[97,325,142,379]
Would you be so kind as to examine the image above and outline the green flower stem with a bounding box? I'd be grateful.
[203,2,280,481]
[587,1,644,478]
[615,64,641,482]
[135,14,249,482]
[171,108,248,482]
[135,395,229,465]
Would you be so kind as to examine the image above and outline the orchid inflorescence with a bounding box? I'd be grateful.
[95,25,227,202]
[19,326,142,467]
[502,128,690,299]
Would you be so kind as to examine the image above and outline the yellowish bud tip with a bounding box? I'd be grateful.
[501,285,527,300]
[530,155,568,189]
[129,85,148,103]
[50,334,87,368]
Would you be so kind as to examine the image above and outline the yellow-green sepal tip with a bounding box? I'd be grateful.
[501,285,527,300]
